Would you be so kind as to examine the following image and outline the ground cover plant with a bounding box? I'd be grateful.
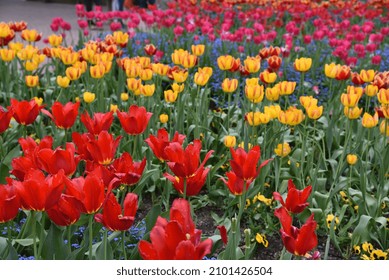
[0,0,388,260]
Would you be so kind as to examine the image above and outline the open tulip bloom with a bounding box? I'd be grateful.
[273,179,312,214]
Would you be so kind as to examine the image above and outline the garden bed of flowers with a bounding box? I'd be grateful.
[0,0,388,260]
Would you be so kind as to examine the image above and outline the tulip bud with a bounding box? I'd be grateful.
[159,113,169,123]
[25,75,39,87]
[346,154,358,165]
[224,135,236,148]
[294,57,312,72]
[83,91,95,103]
[120,93,129,101]
[274,143,291,157]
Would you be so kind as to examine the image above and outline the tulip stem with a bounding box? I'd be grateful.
[122,231,127,260]
[88,214,94,260]
[299,72,305,98]
[323,234,331,260]
[103,229,108,260]
[67,225,72,252]
[37,212,46,259]
[227,92,231,132]
[31,211,38,260]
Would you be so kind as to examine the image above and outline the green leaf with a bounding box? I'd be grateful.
[0,164,9,184]
[41,224,70,260]
[351,215,373,245]
[95,238,113,260]
[145,204,162,232]
[13,238,36,247]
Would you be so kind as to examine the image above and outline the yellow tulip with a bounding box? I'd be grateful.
[25,75,39,87]
[90,63,106,79]
[159,114,169,123]
[346,154,358,165]
[274,143,291,157]
[217,55,234,71]
[139,68,153,81]
[140,83,155,97]
[344,106,363,119]
[379,120,389,136]
[246,112,270,126]
[306,105,323,120]
[294,57,312,72]
[278,107,305,126]
[56,76,70,88]
[48,34,63,47]
[260,70,277,84]
[359,69,375,83]
[265,86,280,101]
[361,112,378,128]
[83,92,95,103]
[191,44,205,56]
[127,78,141,93]
[244,56,261,73]
[378,88,389,105]
[300,96,318,109]
[223,135,236,148]
[264,105,281,120]
[365,84,378,97]
[181,53,197,69]
[245,84,264,103]
[324,63,340,79]
[221,78,238,93]
[66,66,82,81]
[194,71,210,86]
[120,93,129,101]
[276,81,296,95]
[164,89,178,103]
[172,82,185,93]
[0,49,15,62]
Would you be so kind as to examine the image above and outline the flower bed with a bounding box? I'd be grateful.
[0,0,388,260]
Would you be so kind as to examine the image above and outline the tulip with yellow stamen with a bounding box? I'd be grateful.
[360,69,375,83]
[191,44,205,56]
[217,55,234,71]
[278,107,305,126]
[83,92,95,103]
[361,112,378,128]
[259,69,277,84]
[140,83,155,97]
[378,88,389,105]
[245,84,264,103]
[25,75,39,88]
[274,142,291,157]
[244,56,261,73]
[223,135,236,148]
[294,57,312,72]
[276,81,296,96]
[306,104,323,120]
[365,84,378,97]
[159,114,168,124]
[164,89,178,103]
[246,111,270,126]
[56,76,70,88]
[265,86,280,101]
[221,78,238,93]
[344,106,363,119]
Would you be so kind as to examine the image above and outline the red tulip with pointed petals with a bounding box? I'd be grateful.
[10,98,42,125]
[72,173,105,214]
[86,131,121,165]
[230,146,271,181]
[220,170,253,195]
[46,194,83,226]
[72,132,94,161]
[164,167,210,196]
[80,111,114,135]
[0,178,20,223]
[273,179,312,214]
[138,198,212,260]
[111,152,146,188]
[145,128,186,162]
[42,101,80,129]
[217,225,228,245]
[164,140,213,178]
[117,105,152,135]
[274,207,318,256]
[95,192,138,231]
[13,169,51,211]
[0,106,13,134]
[37,143,79,176]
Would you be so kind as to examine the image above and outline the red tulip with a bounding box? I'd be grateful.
[46,194,83,226]
[144,44,157,56]
[273,179,312,214]
[217,225,228,245]
[117,105,152,135]
[274,207,318,256]
[138,198,212,260]
[86,131,121,165]
[42,101,80,129]
[10,98,42,125]
[220,170,253,196]
[0,106,13,134]
[37,143,79,176]
[80,111,114,135]
[95,192,138,231]
[164,140,213,178]
[72,173,105,214]
[0,178,20,223]
[111,152,146,188]
[72,132,94,161]
[13,169,53,211]
[230,145,271,181]
[164,167,209,196]
[145,128,186,162]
